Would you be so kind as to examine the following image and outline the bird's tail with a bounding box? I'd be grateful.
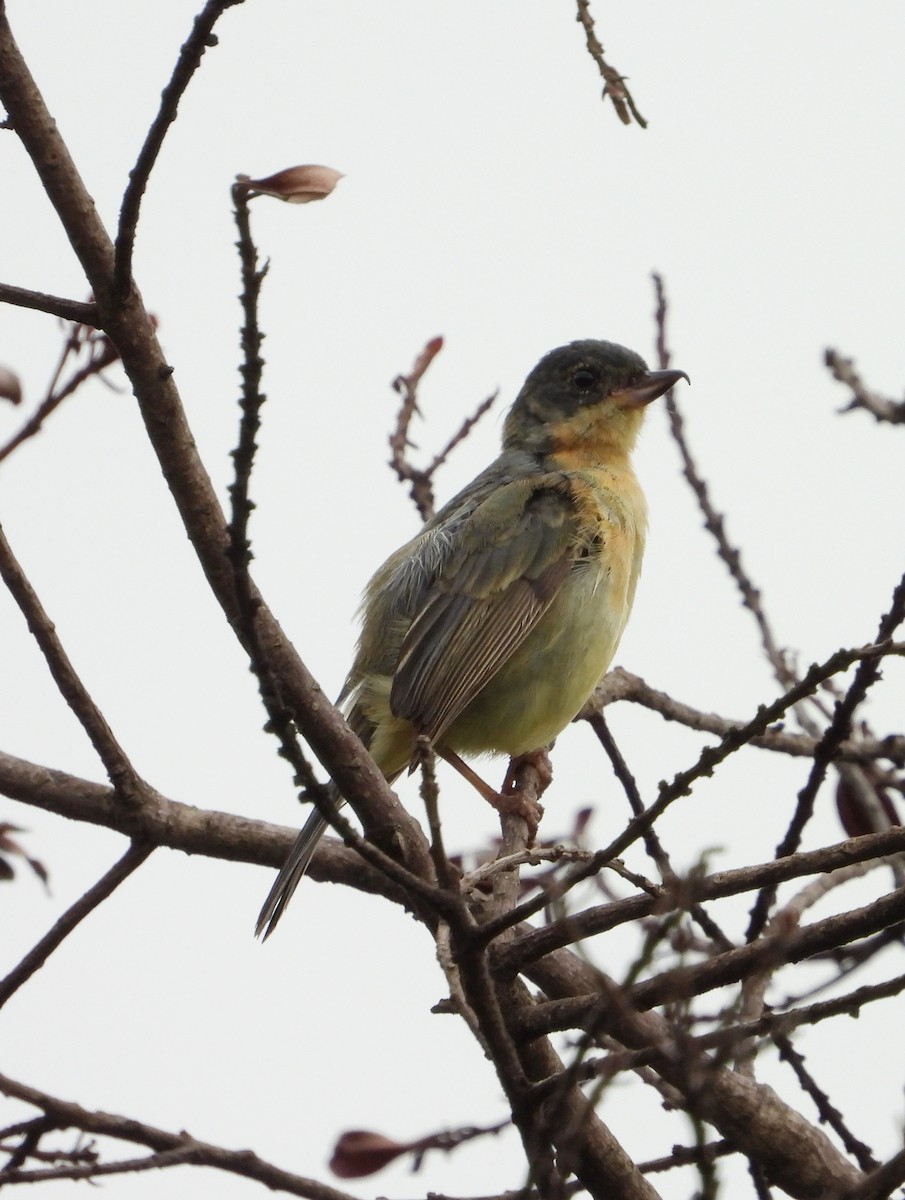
[254,794,340,940]
[255,704,377,940]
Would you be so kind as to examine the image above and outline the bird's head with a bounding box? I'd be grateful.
[503,340,689,458]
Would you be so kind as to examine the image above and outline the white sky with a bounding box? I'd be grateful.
[2,3,905,1198]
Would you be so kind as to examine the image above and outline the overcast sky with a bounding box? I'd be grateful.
[2,4,904,1198]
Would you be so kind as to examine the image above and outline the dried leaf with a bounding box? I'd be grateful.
[0,822,49,887]
[330,1130,410,1178]
[836,769,901,839]
[235,164,344,204]
[0,365,23,406]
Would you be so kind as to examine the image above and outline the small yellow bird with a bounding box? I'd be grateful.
[257,340,687,937]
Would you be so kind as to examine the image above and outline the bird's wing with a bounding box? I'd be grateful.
[390,475,581,745]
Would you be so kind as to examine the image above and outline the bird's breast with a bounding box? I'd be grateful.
[448,464,647,757]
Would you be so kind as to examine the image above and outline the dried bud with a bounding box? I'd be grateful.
[235,164,344,204]
[330,1131,411,1178]
[0,365,23,406]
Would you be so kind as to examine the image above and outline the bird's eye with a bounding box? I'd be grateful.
[571,368,597,391]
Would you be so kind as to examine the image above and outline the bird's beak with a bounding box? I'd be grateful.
[612,368,690,409]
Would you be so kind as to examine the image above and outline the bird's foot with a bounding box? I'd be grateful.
[495,749,552,845]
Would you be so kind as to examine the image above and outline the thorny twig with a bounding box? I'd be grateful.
[389,335,498,522]
[575,0,647,127]
[825,348,905,425]
[653,272,905,937]
[226,188,461,923]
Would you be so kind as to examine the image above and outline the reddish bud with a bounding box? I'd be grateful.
[0,365,22,406]
[236,164,344,204]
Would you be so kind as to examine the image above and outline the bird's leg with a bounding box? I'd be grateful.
[437,746,548,846]
[437,746,500,803]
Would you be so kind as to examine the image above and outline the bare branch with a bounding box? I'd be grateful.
[526,956,863,1197]
[0,1070,357,1200]
[0,281,96,324]
[586,667,905,766]
[0,14,436,885]
[0,747,400,901]
[518,964,905,1046]
[748,569,905,937]
[483,638,904,947]
[497,824,905,974]
[629,882,905,1012]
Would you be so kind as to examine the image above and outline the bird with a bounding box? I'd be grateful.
[256,339,688,938]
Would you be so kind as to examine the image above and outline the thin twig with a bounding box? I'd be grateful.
[747,569,905,939]
[627,883,905,1013]
[0,522,144,799]
[655,274,905,937]
[0,841,154,1009]
[638,1140,736,1176]
[589,712,735,953]
[0,1070,355,1200]
[497,823,905,976]
[586,666,905,767]
[518,966,905,1063]
[653,273,802,698]
[114,0,246,292]
[424,390,499,480]
[574,0,647,127]
[0,324,120,464]
[481,638,903,947]
[825,348,905,425]
[0,1147,207,1185]
[775,1034,877,1171]
[0,282,96,325]
[587,712,672,875]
